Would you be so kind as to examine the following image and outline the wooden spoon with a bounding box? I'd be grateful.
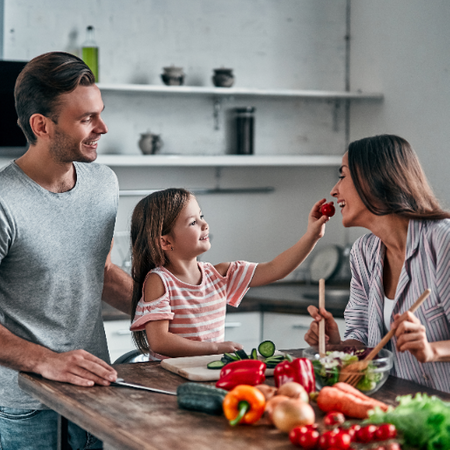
[339,288,431,386]
[318,278,326,357]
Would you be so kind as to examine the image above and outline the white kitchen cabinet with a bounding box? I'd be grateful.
[262,312,346,351]
[103,319,135,364]
[224,312,261,351]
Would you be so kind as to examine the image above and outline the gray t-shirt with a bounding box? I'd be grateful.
[0,161,118,409]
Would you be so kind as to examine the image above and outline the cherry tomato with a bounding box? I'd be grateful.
[289,425,319,448]
[343,424,361,441]
[332,430,351,449]
[320,202,335,217]
[375,423,397,441]
[324,412,345,428]
[298,429,320,449]
[318,429,339,449]
[356,424,379,443]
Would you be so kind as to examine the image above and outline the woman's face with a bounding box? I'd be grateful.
[330,152,371,228]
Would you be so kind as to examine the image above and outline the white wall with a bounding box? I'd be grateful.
[5,1,448,272]
[2,0,354,273]
[350,0,450,209]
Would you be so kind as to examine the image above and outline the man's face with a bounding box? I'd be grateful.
[49,84,108,163]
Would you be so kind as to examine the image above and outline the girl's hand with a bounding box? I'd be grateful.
[304,305,341,347]
[392,311,435,363]
[216,341,244,354]
[305,199,330,241]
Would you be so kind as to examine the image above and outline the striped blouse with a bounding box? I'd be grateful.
[130,261,257,352]
[344,219,450,393]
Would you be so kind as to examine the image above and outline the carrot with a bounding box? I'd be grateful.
[333,382,388,411]
[316,385,388,419]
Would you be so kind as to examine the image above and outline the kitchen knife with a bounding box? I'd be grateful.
[111,378,177,396]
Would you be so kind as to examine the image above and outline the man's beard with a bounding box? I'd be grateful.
[49,128,96,164]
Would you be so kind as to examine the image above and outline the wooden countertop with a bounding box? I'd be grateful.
[102,283,350,321]
[18,349,449,450]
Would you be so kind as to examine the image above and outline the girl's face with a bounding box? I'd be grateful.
[330,152,371,228]
[166,195,210,258]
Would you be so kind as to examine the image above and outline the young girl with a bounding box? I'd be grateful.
[130,188,329,360]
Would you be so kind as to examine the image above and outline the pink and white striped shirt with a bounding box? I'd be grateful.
[130,261,257,356]
[344,219,450,393]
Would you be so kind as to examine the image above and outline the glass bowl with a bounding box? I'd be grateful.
[302,345,393,395]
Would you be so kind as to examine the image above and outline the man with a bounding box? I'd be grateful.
[0,52,133,449]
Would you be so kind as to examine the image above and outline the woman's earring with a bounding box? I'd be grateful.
[171,247,174,251]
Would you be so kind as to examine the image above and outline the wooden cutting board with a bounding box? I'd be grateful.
[160,354,276,381]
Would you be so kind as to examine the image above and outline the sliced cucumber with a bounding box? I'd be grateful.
[207,360,226,370]
[235,349,249,360]
[224,352,240,361]
[250,348,258,360]
[258,340,276,358]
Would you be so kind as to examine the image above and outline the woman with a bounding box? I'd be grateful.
[305,135,450,393]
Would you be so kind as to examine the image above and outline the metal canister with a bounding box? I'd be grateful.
[235,107,255,155]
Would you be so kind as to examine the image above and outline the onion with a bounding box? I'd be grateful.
[271,398,315,433]
[255,384,277,401]
[264,394,290,423]
[277,382,309,403]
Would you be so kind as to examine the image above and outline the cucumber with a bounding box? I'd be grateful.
[207,360,225,370]
[235,349,249,360]
[258,340,276,358]
[177,383,228,416]
[250,348,258,360]
[224,352,239,361]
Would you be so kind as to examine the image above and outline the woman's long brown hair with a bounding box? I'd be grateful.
[348,135,450,220]
[130,188,191,353]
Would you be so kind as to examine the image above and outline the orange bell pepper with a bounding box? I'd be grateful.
[222,385,266,426]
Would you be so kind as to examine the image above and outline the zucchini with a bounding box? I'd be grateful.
[207,360,225,370]
[177,383,228,416]
[258,340,276,358]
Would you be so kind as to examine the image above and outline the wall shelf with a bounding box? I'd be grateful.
[96,154,343,167]
[97,83,383,100]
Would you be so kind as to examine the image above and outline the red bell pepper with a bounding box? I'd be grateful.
[273,357,316,393]
[215,359,266,391]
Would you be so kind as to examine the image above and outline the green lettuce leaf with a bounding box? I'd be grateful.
[367,393,450,450]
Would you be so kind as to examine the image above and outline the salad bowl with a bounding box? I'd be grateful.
[303,345,393,395]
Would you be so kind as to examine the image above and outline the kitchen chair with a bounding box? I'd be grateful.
[113,349,150,364]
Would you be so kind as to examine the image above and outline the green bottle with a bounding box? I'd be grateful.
[82,25,99,82]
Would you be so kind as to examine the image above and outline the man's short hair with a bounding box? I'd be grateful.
[14,52,95,144]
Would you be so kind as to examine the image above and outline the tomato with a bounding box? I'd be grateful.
[298,429,320,449]
[343,424,361,441]
[320,202,335,217]
[289,425,319,448]
[332,430,351,449]
[355,424,378,443]
[324,412,345,428]
[375,423,397,441]
[318,429,339,449]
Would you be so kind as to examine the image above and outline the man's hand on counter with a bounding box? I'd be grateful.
[36,349,117,387]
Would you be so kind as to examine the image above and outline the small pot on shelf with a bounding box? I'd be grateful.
[212,67,234,87]
[161,66,185,86]
[138,132,163,155]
